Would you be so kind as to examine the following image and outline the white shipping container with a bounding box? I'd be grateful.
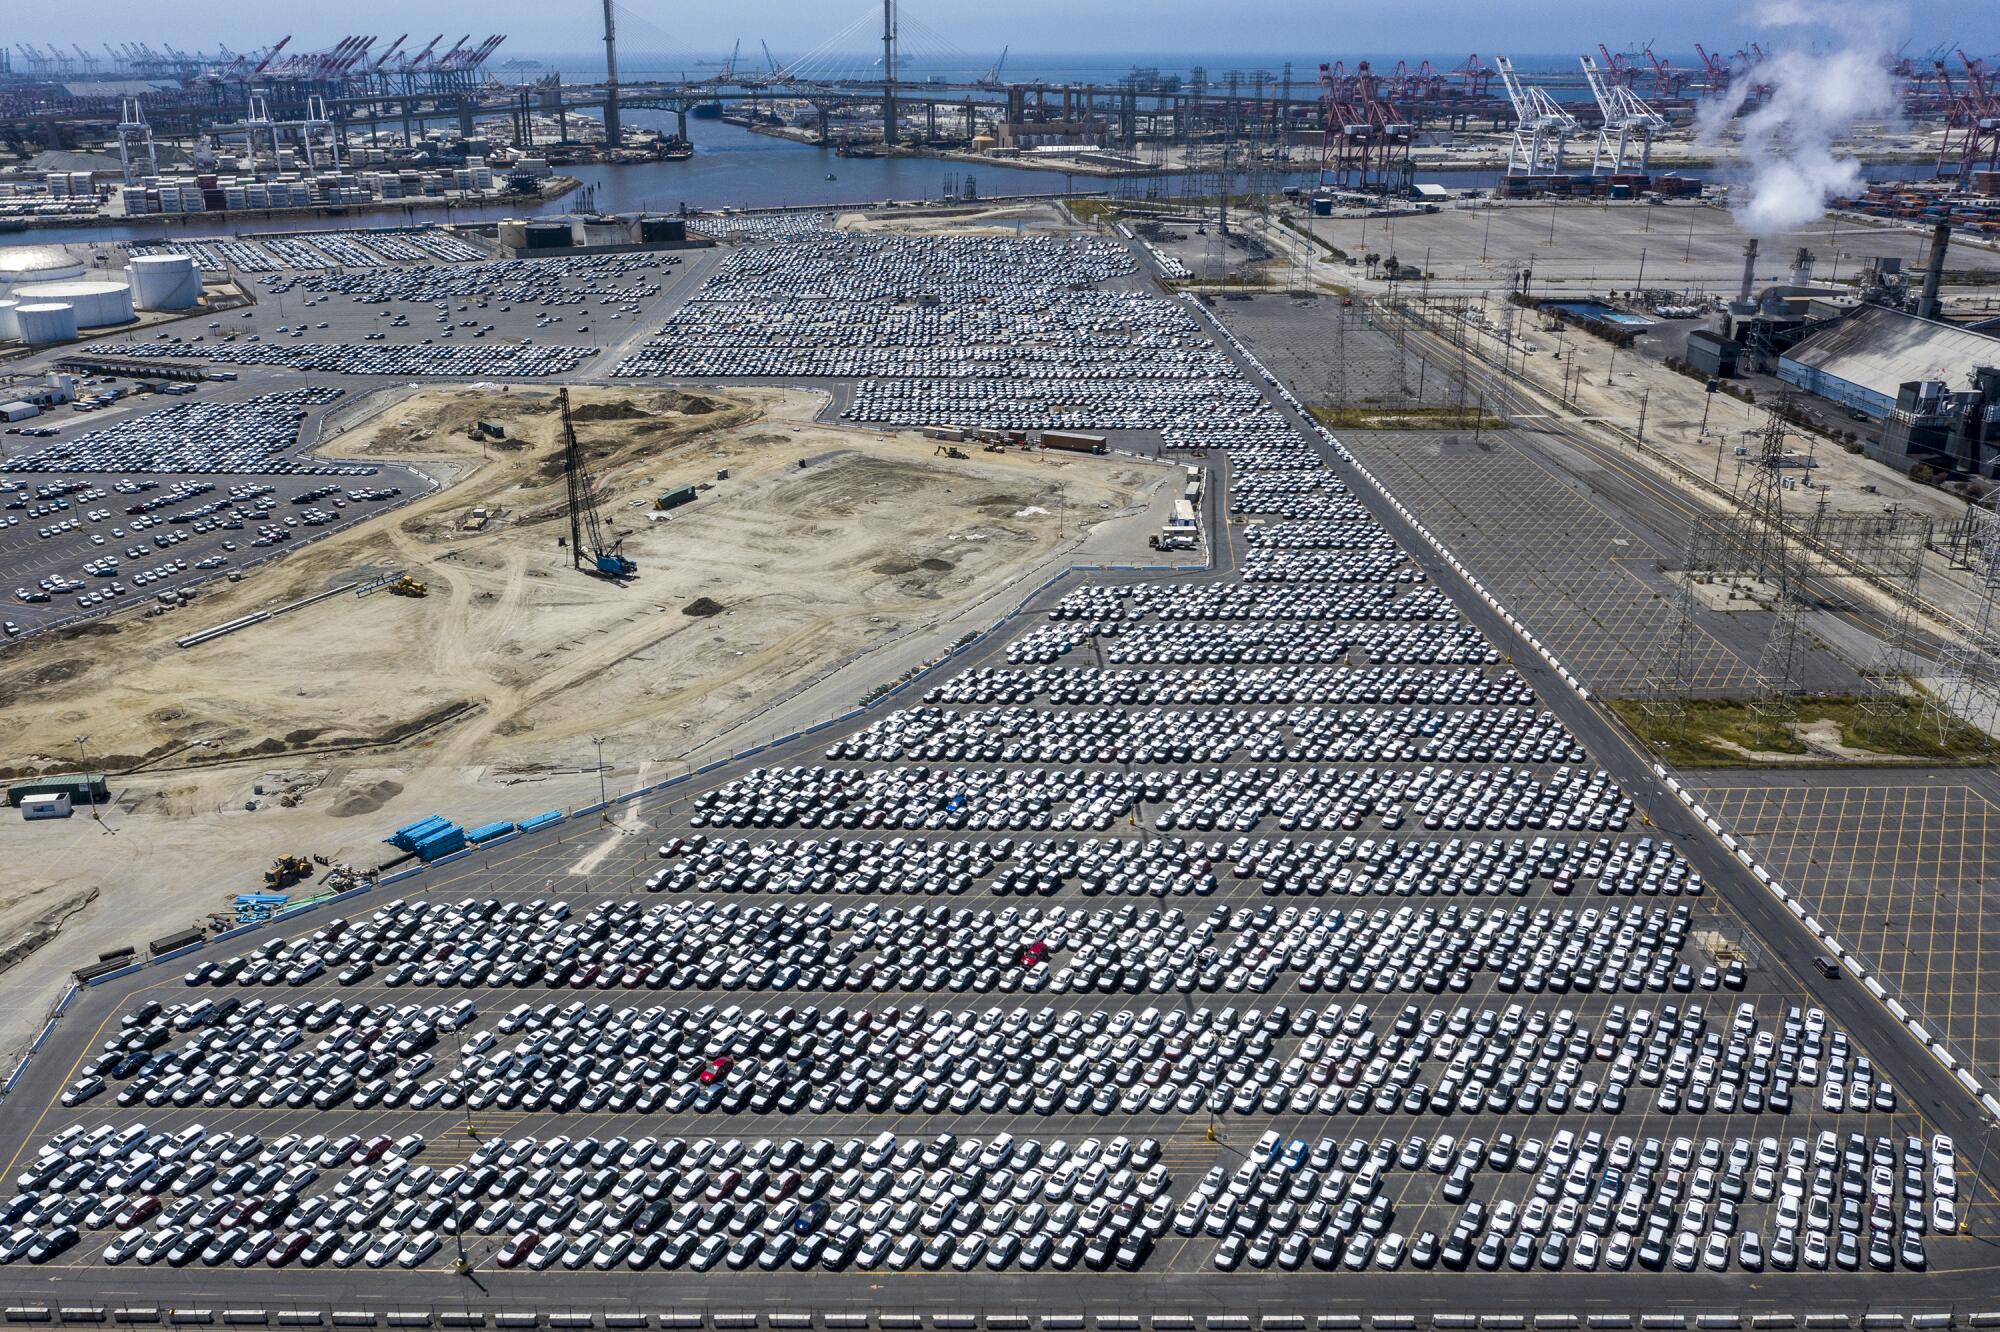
[21,793,71,820]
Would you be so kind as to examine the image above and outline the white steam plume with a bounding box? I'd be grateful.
[1698,0,1906,236]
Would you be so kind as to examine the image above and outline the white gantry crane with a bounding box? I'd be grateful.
[1496,55,1578,177]
[115,97,158,184]
[1581,54,1668,174]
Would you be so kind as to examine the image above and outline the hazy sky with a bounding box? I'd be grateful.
[29,0,1994,65]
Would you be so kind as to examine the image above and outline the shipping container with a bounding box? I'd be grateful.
[6,773,107,808]
[20,793,71,820]
[1042,430,1109,455]
[655,485,698,512]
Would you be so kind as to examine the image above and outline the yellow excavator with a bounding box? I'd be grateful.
[388,575,428,598]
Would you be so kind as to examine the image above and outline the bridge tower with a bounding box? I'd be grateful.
[601,0,622,147]
[880,0,900,145]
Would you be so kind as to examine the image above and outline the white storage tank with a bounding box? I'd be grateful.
[0,299,19,341]
[127,254,201,310]
[0,244,84,294]
[10,280,133,328]
[16,302,78,345]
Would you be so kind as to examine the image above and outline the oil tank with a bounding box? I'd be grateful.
[0,245,84,294]
[639,216,686,244]
[0,299,19,341]
[11,280,133,328]
[16,302,78,345]
[127,254,201,310]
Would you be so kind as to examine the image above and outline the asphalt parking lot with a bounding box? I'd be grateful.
[0,241,716,642]
[1692,767,2000,1103]
[0,218,1992,1320]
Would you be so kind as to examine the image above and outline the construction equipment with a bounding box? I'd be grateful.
[264,855,314,890]
[388,575,428,598]
[935,444,969,459]
[560,388,637,579]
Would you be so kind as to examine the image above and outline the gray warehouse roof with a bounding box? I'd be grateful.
[1783,304,2000,397]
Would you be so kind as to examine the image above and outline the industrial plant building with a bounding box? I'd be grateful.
[1778,307,2000,423]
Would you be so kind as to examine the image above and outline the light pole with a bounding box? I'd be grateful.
[1636,246,1648,294]
[72,735,101,826]
[592,736,609,816]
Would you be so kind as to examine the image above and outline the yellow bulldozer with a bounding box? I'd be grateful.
[388,575,428,598]
[265,855,315,890]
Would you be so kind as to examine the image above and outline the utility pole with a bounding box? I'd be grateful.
[593,736,610,816]
[1636,386,1650,443]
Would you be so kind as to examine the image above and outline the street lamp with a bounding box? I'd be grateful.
[592,736,610,816]
[72,734,101,826]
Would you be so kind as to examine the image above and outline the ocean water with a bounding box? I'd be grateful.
[19,71,1943,247]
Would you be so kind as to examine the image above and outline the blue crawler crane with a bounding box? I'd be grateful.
[561,387,636,579]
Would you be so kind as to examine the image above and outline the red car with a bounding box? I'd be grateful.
[698,1055,735,1085]
[1020,940,1050,968]
[349,1135,392,1166]
[264,1230,310,1268]
[495,1230,540,1269]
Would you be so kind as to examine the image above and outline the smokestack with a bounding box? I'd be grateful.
[601,0,620,149]
[1737,238,1760,306]
[1919,221,1949,321]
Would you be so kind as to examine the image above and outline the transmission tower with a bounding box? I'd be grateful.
[1641,512,1728,722]
[1751,548,1810,717]
[1806,504,1932,712]
[1926,495,2000,740]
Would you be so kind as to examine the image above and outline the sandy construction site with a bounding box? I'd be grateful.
[0,385,1176,1050]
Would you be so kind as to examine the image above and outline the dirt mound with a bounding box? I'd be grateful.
[919,558,955,572]
[330,778,405,819]
[872,559,918,576]
[667,392,725,415]
[682,597,726,617]
[570,401,652,424]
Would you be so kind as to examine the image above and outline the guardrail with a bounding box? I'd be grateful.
[0,1310,1986,1331]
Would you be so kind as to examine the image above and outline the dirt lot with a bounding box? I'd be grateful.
[0,385,1174,1052]
[834,202,1076,237]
